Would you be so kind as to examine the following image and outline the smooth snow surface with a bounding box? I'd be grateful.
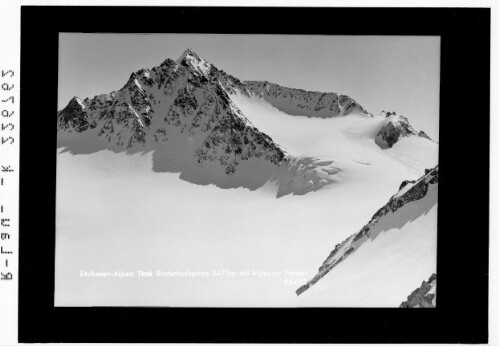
[56,92,438,307]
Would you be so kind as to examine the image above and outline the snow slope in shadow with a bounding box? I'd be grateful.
[296,183,438,307]
[57,130,341,198]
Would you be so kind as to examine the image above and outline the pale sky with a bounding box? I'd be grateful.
[59,34,440,140]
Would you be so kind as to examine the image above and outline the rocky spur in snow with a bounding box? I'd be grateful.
[296,165,438,296]
[375,111,434,149]
[400,273,436,308]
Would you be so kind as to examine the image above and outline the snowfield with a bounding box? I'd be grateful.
[55,79,438,307]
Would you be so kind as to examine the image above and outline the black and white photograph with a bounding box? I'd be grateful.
[55,34,439,307]
[12,5,492,344]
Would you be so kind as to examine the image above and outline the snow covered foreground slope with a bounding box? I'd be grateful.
[56,49,438,306]
[296,166,438,306]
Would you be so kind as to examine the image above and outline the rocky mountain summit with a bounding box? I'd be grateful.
[58,49,286,175]
[375,111,432,148]
[296,165,438,296]
[57,48,440,306]
[400,273,437,308]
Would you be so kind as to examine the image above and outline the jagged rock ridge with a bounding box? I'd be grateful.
[296,165,438,296]
[245,80,371,118]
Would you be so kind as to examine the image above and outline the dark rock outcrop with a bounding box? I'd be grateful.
[375,111,433,149]
[57,97,96,133]
[57,49,348,196]
[400,273,437,308]
[244,81,371,118]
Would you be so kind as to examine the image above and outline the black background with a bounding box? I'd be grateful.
[19,6,490,343]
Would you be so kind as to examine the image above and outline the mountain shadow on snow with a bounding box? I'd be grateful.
[57,131,340,198]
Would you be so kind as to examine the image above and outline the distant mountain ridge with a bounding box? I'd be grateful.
[244,80,371,118]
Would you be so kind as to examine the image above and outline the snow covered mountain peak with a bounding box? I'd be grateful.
[58,49,437,197]
[175,48,213,77]
[400,273,437,308]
